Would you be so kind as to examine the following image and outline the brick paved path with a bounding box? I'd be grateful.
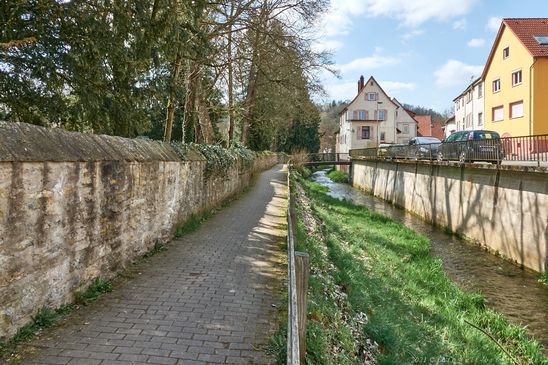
[12,165,287,365]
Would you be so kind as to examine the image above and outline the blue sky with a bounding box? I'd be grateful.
[315,0,547,112]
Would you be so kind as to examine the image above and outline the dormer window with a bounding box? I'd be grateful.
[534,35,548,45]
[503,47,510,59]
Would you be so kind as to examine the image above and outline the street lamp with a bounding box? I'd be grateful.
[376,101,383,146]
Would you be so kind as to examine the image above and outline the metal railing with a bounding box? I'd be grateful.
[306,152,350,163]
[350,134,548,166]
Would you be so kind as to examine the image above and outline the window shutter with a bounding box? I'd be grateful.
[374,110,378,120]
[353,110,358,120]
[357,126,361,139]
[365,110,369,120]
[369,126,374,140]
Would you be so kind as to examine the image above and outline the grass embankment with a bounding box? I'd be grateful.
[295,174,546,365]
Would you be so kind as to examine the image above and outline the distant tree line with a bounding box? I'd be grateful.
[1,0,332,153]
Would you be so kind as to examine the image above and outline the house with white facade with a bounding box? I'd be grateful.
[443,116,457,137]
[453,77,484,131]
[392,98,418,144]
[337,76,417,154]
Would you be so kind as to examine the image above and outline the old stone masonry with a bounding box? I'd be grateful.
[8,165,288,365]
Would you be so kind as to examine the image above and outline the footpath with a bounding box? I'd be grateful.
[10,165,288,365]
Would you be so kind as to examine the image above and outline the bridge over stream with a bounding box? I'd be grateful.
[303,153,351,166]
[6,165,288,365]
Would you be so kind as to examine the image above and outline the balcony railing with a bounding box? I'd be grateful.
[350,134,548,166]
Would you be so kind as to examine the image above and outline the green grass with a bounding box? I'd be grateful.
[74,277,113,305]
[295,174,547,365]
[539,272,548,285]
[174,212,213,238]
[143,241,167,258]
[327,169,349,183]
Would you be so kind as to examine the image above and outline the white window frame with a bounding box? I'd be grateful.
[367,92,378,101]
[503,46,510,59]
[509,100,524,119]
[512,69,522,86]
[378,110,386,121]
[492,78,501,93]
[492,106,504,122]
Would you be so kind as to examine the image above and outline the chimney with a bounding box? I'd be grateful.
[358,75,364,94]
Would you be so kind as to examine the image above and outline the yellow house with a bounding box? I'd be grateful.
[483,18,548,137]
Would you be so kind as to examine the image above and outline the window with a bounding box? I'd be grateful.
[478,112,483,126]
[380,132,386,141]
[512,70,522,86]
[492,78,501,93]
[492,106,504,122]
[358,110,366,120]
[503,47,509,59]
[466,114,472,128]
[367,92,377,101]
[478,84,483,98]
[377,110,386,120]
[534,35,548,45]
[510,101,524,118]
[403,124,409,133]
[361,126,371,139]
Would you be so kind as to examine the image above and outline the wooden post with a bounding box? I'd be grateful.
[295,251,309,363]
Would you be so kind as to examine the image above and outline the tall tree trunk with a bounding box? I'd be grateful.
[195,75,214,144]
[182,60,198,143]
[240,65,256,145]
[227,0,235,145]
[163,48,182,142]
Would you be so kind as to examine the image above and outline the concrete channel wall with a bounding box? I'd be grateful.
[351,159,548,273]
[0,122,281,340]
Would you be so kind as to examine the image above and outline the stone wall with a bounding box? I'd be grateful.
[352,159,548,273]
[0,122,281,340]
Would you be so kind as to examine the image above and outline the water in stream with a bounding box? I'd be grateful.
[310,170,548,349]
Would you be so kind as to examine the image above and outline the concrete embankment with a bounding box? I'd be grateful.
[352,159,547,272]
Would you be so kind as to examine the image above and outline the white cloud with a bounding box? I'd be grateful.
[453,18,467,30]
[402,29,425,41]
[381,81,416,92]
[434,60,484,87]
[337,48,400,73]
[467,38,486,48]
[324,79,416,101]
[319,0,479,35]
[325,81,360,101]
[312,39,344,53]
[487,16,502,32]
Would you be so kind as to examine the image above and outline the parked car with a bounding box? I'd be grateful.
[384,137,441,160]
[385,144,407,160]
[437,130,504,163]
[406,136,441,160]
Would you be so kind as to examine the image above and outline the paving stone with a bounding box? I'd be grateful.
[11,166,286,365]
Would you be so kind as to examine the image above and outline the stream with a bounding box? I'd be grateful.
[310,169,548,349]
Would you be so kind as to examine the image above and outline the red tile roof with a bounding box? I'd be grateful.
[415,115,444,140]
[430,120,445,140]
[415,115,431,137]
[482,18,548,79]
[504,18,548,57]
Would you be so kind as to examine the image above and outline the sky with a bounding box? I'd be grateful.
[314,0,548,113]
